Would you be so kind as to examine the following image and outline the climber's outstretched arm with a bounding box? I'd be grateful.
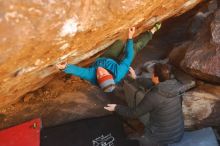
[56,62,95,84]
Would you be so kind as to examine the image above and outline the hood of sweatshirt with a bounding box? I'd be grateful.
[157,79,182,98]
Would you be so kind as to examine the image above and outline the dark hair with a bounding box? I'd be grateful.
[153,63,171,82]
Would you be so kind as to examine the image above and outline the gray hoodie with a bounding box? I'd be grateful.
[116,79,194,144]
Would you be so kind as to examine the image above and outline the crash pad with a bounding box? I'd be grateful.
[41,115,139,146]
[0,118,41,146]
[169,127,219,146]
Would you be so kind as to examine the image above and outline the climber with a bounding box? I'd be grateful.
[101,23,161,61]
[105,63,195,146]
[56,23,161,93]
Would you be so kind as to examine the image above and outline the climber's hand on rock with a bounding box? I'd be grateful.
[56,61,67,70]
[128,27,135,39]
[104,104,117,112]
[128,67,137,79]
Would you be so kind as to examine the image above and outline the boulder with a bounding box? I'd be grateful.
[183,82,220,128]
[0,0,203,108]
[169,7,220,84]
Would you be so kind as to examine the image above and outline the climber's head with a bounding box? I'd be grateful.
[152,63,171,85]
[96,67,115,92]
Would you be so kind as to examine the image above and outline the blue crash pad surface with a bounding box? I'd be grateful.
[169,127,219,146]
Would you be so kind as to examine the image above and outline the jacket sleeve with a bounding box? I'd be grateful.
[64,64,95,84]
[178,80,196,94]
[115,95,154,118]
[119,39,134,67]
[172,66,196,93]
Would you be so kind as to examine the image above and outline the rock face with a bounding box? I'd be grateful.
[183,83,220,128]
[0,0,202,108]
[169,7,220,84]
[0,75,112,130]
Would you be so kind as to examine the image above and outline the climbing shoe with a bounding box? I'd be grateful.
[154,22,162,31]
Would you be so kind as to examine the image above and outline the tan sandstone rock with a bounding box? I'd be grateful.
[0,0,202,108]
[183,83,220,128]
